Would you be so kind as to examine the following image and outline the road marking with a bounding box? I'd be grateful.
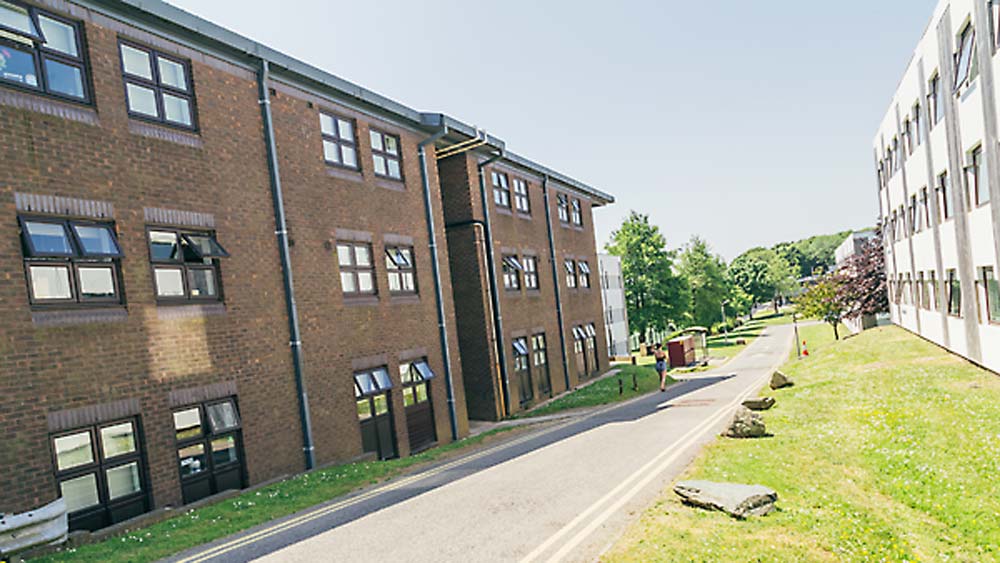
[521,328,791,563]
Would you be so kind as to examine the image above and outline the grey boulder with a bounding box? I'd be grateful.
[769,370,794,389]
[674,480,777,518]
[742,397,775,411]
[724,406,767,438]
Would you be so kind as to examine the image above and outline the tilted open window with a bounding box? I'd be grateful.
[0,1,90,102]
[148,228,228,302]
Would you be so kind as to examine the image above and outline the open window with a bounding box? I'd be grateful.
[0,2,90,102]
[578,261,592,288]
[385,246,416,295]
[19,217,124,306]
[502,255,522,291]
[954,23,977,91]
[148,228,228,302]
[355,367,397,460]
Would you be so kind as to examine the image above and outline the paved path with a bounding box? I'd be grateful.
[166,324,794,563]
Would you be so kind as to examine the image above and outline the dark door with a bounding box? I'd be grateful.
[355,368,399,461]
[532,334,552,398]
[174,399,246,505]
[401,359,438,453]
[513,337,533,406]
[574,329,588,380]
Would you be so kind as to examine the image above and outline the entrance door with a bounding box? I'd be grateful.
[400,359,437,453]
[573,326,588,379]
[531,333,551,398]
[585,323,599,376]
[355,367,398,460]
[173,398,246,505]
[513,337,533,406]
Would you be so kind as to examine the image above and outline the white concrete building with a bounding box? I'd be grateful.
[598,254,630,357]
[875,0,1000,373]
[834,230,877,267]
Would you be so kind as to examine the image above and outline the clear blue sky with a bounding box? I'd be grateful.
[168,0,936,260]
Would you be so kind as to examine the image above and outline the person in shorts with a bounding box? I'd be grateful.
[653,343,668,392]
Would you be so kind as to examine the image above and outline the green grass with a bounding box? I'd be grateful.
[31,427,520,563]
[604,325,1000,562]
[517,365,671,418]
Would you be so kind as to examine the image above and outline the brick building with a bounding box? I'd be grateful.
[0,0,613,534]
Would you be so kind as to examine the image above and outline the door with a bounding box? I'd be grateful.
[585,324,599,375]
[173,399,246,505]
[400,360,437,453]
[513,337,533,406]
[532,334,552,398]
[356,368,399,460]
[573,326,588,379]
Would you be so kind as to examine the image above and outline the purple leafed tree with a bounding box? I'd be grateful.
[838,229,889,321]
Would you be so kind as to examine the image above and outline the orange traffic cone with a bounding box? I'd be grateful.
[802,340,809,356]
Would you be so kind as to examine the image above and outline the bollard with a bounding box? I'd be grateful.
[631,355,636,365]
[632,371,638,391]
[619,376,623,395]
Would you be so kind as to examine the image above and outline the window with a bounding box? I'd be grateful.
[937,172,952,220]
[928,73,942,126]
[954,23,976,91]
[385,245,416,295]
[354,367,397,460]
[0,3,89,101]
[578,261,591,288]
[948,269,962,316]
[52,419,148,531]
[337,241,376,296]
[490,171,511,208]
[565,259,577,288]
[904,118,913,155]
[370,129,402,180]
[917,272,927,309]
[929,271,940,311]
[920,187,930,231]
[968,146,989,207]
[557,193,570,223]
[982,267,1000,323]
[399,359,434,408]
[522,255,539,290]
[502,255,522,291]
[19,218,123,306]
[993,1,1000,50]
[119,41,195,128]
[531,333,550,397]
[913,103,922,147]
[570,198,583,226]
[319,112,358,169]
[148,229,227,301]
[174,398,244,505]
[908,195,918,236]
[513,178,530,213]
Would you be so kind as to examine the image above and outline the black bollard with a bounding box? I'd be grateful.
[619,376,623,395]
[632,371,638,391]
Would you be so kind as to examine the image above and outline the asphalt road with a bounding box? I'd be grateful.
[166,323,794,563]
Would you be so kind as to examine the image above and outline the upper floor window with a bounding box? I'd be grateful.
[954,23,977,91]
[370,129,402,180]
[522,255,539,290]
[320,113,358,169]
[564,259,577,288]
[492,171,511,209]
[967,145,989,207]
[557,193,569,223]
[120,41,195,128]
[512,178,530,213]
[912,103,922,146]
[0,2,88,101]
[578,261,591,288]
[993,1,1000,50]
[148,229,228,302]
[928,73,942,126]
[937,171,952,221]
[502,255,522,291]
[19,217,123,306]
[337,241,376,295]
[892,138,900,172]
[903,118,913,155]
[385,245,416,295]
[570,199,583,226]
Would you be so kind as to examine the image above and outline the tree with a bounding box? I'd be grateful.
[729,248,798,315]
[677,236,728,327]
[796,274,850,340]
[606,212,688,341]
[838,231,889,321]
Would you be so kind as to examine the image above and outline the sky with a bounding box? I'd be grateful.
[167,0,938,260]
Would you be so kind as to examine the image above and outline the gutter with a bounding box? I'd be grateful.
[542,175,572,391]
[417,125,460,441]
[257,59,315,470]
[477,152,512,418]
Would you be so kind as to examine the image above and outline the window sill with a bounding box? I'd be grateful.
[326,166,364,183]
[32,307,128,327]
[516,212,533,221]
[390,294,420,305]
[157,302,226,320]
[526,289,542,297]
[130,119,203,149]
[375,177,406,192]
[0,87,98,125]
[344,295,379,307]
[494,207,513,217]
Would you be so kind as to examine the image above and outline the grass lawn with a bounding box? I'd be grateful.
[30,427,521,563]
[603,325,1000,562]
[518,365,671,418]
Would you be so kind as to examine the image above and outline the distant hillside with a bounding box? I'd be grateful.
[773,231,853,278]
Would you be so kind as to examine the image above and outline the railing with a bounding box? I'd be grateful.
[0,498,68,557]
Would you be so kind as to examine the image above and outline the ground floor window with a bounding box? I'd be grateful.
[355,367,397,460]
[532,333,551,397]
[948,270,962,316]
[982,267,1000,324]
[52,418,149,531]
[173,398,245,505]
[400,359,437,453]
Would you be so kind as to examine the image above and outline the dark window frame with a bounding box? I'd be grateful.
[492,171,511,209]
[967,145,989,207]
[953,22,977,91]
[522,255,539,290]
[512,177,530,214]
[502,254,522,291]
[319,111,359,170]
[937,171,952,220]
[947,269,962,317]
[578,260,591,288]
[982,266,1000,324]
[557,193,570,223]
[531,333,551,396]
[337,240,378,297]
[173,397,245,504]
[0,3,92,104]
[570,198,583,226]
[369,128,403,181]
[146,227,227,304]
[928,73,943,126]
[118,38,198,131]
[565,259,577,289]
[399,358,434,409]
[913,102,922,147]
[385,244,417,296]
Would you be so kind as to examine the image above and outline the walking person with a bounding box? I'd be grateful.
[653,343,668,392]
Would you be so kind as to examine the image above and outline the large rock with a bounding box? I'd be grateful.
[770,370,794,389]
[742,397,775,411]
[724,406,767,438]
[674,480,777,519]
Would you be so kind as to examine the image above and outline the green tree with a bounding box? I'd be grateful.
[729,248,797,314]
[677,236,728,327]
[606,212,688,341]
[796,274,849,340]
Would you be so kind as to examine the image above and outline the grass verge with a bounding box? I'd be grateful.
[603,324,1000,562]
[31,427,522,563]
[517,365,672,418]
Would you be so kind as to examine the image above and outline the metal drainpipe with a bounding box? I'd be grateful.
[477,153,511,418]
[417,126,460,441]
[542,175,572,391]
[257,60,315,469]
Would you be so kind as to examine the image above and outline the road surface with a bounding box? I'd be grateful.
[167,323,794,563]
